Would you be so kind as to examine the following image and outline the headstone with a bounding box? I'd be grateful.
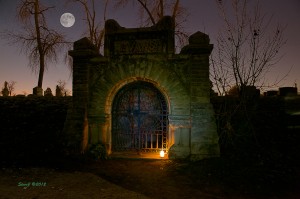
[1,81,9,96]
[56,85,63,97]
[33,86,43,96]
[44,87,53,97]
[264,90,278,97]
[240,85,260,99]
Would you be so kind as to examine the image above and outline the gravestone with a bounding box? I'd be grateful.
[33,86,43,96]
[1,81,9,97]
[56,85,63,97]
[44,87,53,97]
[64,16,220,160]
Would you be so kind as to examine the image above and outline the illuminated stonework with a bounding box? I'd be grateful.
[64,16,220,160]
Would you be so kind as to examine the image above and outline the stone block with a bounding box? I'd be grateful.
[168,145,190,159]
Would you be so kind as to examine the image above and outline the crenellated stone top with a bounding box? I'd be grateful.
[69,37,99,58]
[104,16,175,56]
[189,31,210,45]
[180,31,213,55]
[105,19,124,33]
[73,37,97,51]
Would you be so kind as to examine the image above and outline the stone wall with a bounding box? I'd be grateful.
[0,96,71,165]
[1,95,298,165]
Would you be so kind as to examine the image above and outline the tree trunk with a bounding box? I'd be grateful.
[34,0,44,88]
[38,54,45,88]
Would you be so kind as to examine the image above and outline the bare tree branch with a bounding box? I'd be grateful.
[7,81,17,96]
[1,0,69,90]
[137,0,156,25]
[211,0,287,95]
[69,0,108,53]
[113,0,189,51]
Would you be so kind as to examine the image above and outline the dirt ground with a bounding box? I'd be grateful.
[0,157,299,199]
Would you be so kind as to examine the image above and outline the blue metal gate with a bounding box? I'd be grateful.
[112,81,168,152]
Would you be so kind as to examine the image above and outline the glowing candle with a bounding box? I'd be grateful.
[160,150,165,158]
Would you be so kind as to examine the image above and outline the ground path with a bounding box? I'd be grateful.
[0,158,298,199]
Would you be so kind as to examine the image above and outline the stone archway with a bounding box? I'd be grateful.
[111,81,168,153]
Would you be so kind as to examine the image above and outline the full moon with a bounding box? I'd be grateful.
[60,13,75,28]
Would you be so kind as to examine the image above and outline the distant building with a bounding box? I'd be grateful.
[264,90,278,97]
[264,86,298,97]
[279,87,297,96]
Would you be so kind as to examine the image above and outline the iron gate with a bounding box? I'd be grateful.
[112,81,168,152]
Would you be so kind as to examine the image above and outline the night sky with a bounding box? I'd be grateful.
[0,0,299,95]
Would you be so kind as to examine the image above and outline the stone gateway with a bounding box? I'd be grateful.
[64,16,219,160]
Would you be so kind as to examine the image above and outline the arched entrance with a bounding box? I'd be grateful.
[112,81,168,153]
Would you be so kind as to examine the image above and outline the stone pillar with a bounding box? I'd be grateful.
[181,32,220,160]
[63,37,99,154]
[86,56,109,152]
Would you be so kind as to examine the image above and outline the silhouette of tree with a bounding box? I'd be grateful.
[211,0,287,155]
[57,79,71,96]
[211,0,287,96]
[7,81,17,96]
[67,0,109,52]
[2,0,69,90]
[114,0,189,49]
[0,81,16,96]
[227,85,239,96]
[68,0,188,52]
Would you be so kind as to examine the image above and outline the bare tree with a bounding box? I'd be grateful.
[210,0,288,155]
[0,81,16,96]
[57,79,71,96]
[7,81,17,96]
[114,0,189,49]
[115,0,182,25]
[68,0,188,52]
[211,0,287,96]
[68,0,109,52]
[2,0,68,91]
